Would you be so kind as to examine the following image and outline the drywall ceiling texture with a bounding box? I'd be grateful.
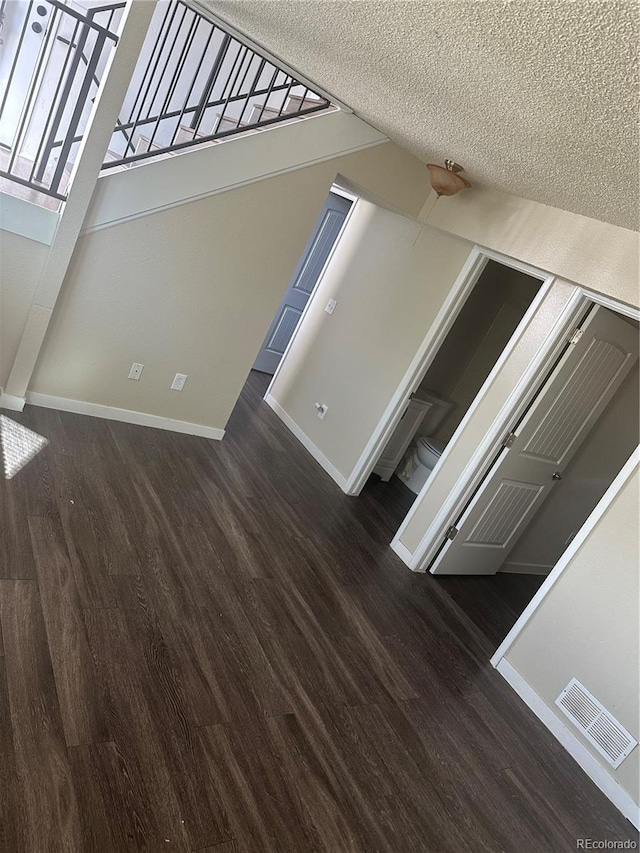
[211,0,639,230]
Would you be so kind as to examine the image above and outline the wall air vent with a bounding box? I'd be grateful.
[555,678,638,769]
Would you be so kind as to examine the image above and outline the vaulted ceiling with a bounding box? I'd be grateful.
[210,0,639,231]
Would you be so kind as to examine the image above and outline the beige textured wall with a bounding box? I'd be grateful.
[507,463,640,803]
[268,203,472,477]
[422,187,640,303]
[506,364,639,571]
[28,142,429,428]
[0,230,48,389]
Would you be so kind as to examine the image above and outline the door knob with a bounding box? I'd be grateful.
[552,472,562,480]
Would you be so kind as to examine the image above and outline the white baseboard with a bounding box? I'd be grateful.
[499,561,553,576]
[0,392,26,412]
[25,392,225,440]
[389,537,416,570]
[496,658,639,829]
[264,393,348,491]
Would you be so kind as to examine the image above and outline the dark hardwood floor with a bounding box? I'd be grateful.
[0,370,636,852]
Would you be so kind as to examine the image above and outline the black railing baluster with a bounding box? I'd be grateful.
[33,12,91,183]
[0,1,34,124]
[8,2,59,177]
[126,0,172,125]
[169,16,215,146]
[48,28,107,192]
[128,0,180,142]
[234,57,266,129]
[253,66,280,125]
[146,6,199,151]
[233,46,255,102]
[190,31,231,132]
[210,43,249,136]
[276,76,296,117]
[28,16,80,183]
[145,1,188,124]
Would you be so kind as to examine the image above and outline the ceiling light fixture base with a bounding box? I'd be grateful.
[426,159,472,197]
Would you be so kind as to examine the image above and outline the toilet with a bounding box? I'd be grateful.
[396,390,453,494]
[398,436,446,494]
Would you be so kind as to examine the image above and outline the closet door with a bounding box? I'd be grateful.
[430,305,639,575]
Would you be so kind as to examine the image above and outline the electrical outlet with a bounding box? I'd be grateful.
[324,298,337,315]
[171,373,188,391]
[128,362,144,380]
[314,402,328,419]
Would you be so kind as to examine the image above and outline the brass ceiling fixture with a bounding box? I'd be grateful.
[426,159,472,197]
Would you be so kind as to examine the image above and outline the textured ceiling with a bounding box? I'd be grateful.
[209,0,639,230]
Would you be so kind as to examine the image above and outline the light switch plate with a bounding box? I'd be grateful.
[324,298,337,315]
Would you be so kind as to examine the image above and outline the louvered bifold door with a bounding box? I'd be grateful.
[430,304,639,575]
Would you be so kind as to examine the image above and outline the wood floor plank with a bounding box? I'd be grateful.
[81,606,199,851]
[111,576,235,849]
[0,579,83,851]
[197,718,315,853]
[28,516,111,747]
[0,656,23,852]
[0,482,36,579]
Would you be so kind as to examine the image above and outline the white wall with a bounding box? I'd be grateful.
[26,141,430,430]
[505,363,639,572]
[421,187,640,305]
[506,463,640,806]
[0,229,49,389]
[268,203,472,478]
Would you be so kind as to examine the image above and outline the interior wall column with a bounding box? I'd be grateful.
[1,0,156,410]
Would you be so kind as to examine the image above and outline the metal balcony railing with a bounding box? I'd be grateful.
[0,0,334,207]
[102,0,333,169]
[0,0,124,204]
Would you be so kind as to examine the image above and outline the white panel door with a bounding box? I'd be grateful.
[430,305,639,575]
[253,191,352,375]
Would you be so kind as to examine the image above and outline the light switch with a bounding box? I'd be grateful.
[324,298,337,315]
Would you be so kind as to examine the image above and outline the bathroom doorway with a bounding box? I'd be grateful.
[362,257,544,520]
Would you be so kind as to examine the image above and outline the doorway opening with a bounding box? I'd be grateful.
[252,187,354,377]
[419,298,638,665]
[496,318,638,578]
[428,302,639,577]
[362,258,544,529]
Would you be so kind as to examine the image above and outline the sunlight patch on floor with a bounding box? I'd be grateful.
[0,415,48,479]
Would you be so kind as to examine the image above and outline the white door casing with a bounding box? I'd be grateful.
[430,304,640,575]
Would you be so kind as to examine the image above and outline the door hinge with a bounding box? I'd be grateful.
[446,525,459,540]
[568,328,584,345]
[503,431,517,449]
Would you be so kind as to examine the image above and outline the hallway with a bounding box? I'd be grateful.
[0,372,635,851]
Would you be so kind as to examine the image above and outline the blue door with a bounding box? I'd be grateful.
[253,191,352,375]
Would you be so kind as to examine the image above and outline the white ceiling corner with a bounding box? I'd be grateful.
[209,0,640,231]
